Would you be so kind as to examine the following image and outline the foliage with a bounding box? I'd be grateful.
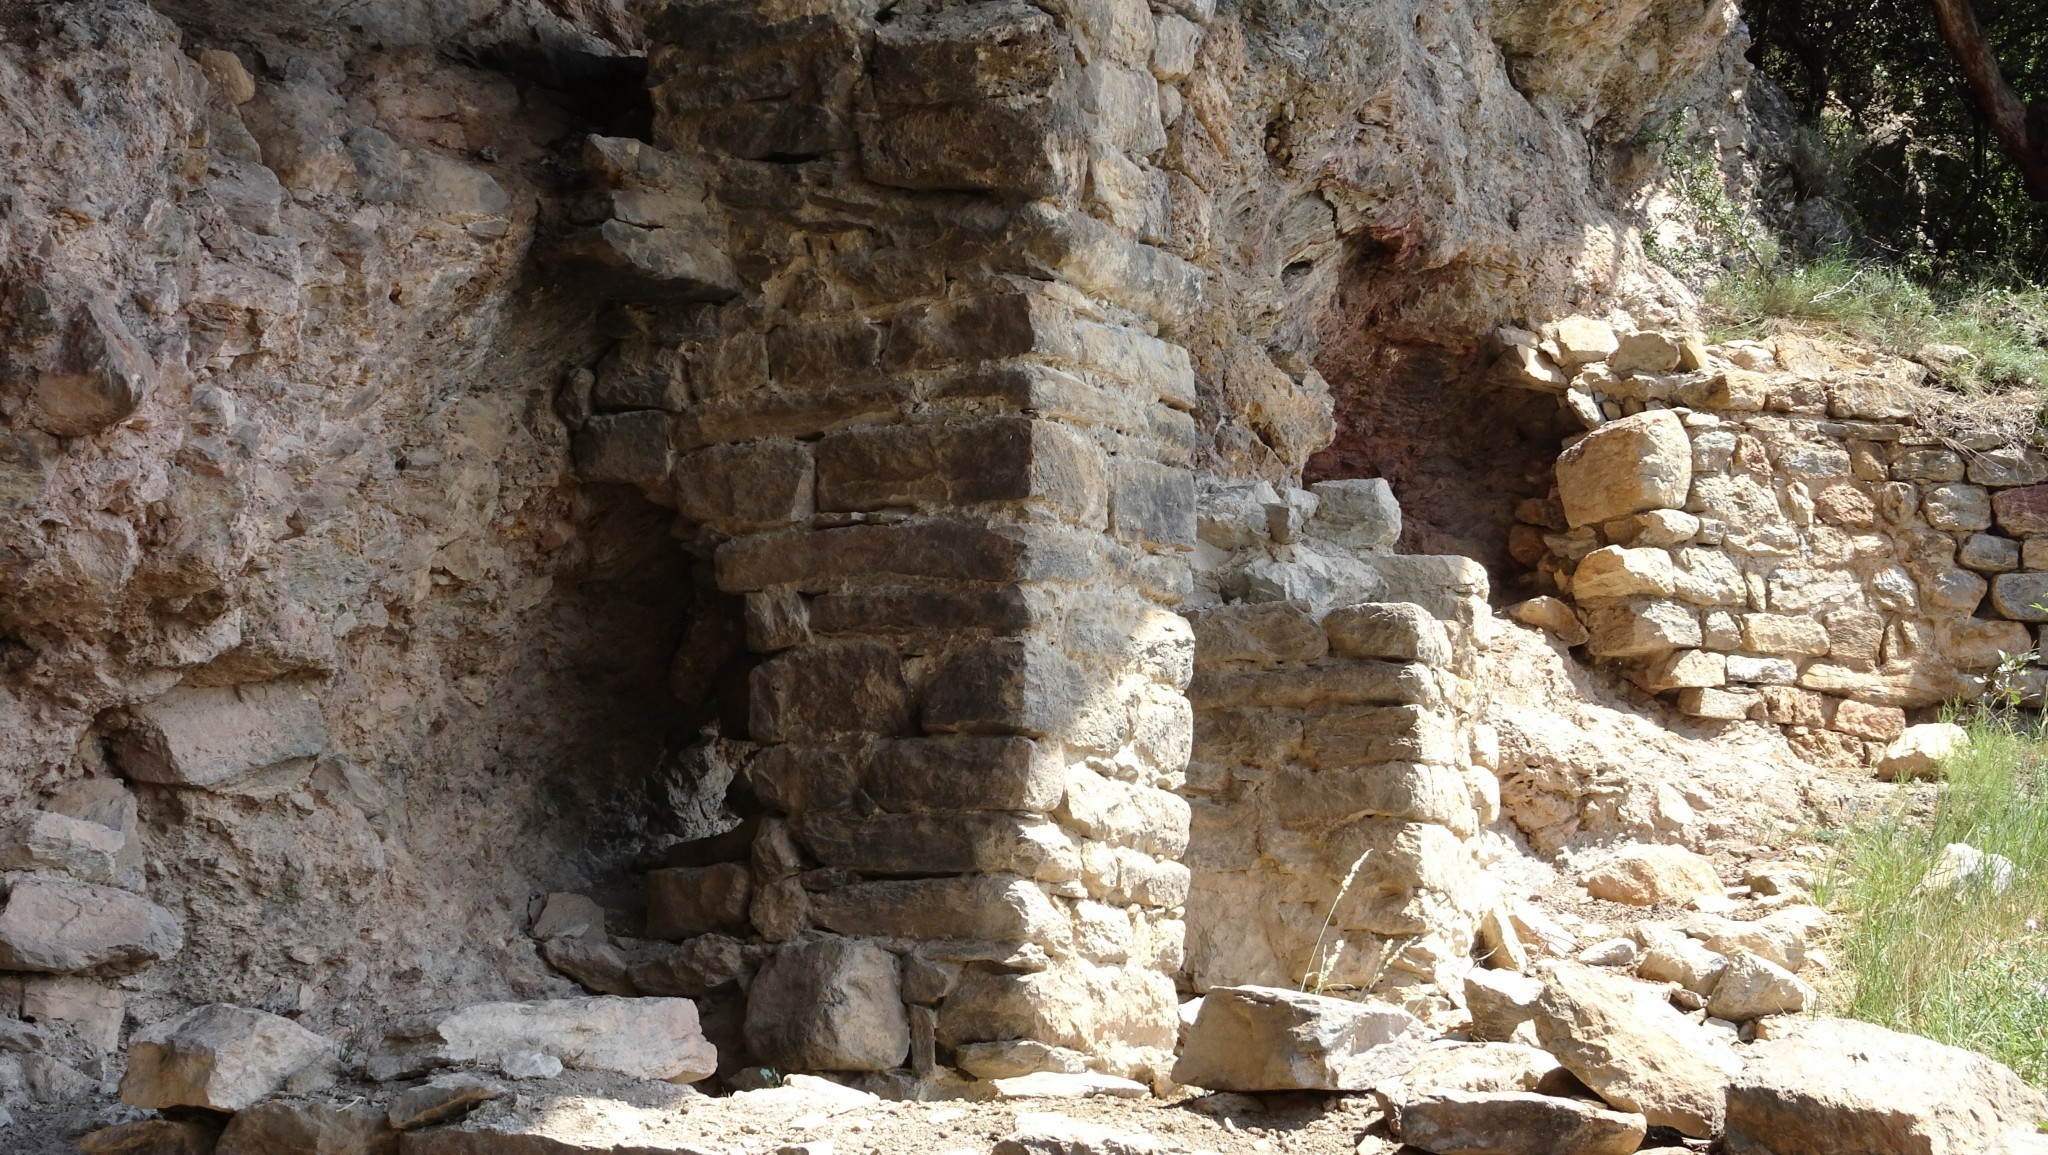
[1639,111,1776,273]
[1741,0,2048,277]
[1825,711,2048,1087]
[1704,254,2048,394]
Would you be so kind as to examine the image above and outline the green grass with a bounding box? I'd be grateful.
[1826,713,2048,1087]
[1705,256,2048,396]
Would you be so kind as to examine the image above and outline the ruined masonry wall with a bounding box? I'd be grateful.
[553,0,1219,1081]
[1504,322,2046,765]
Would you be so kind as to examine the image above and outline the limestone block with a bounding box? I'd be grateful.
[809,874,1069,944]
[923,639,1082,738]
[751,641,912,741]
[572,410,674,486]
[1701,609,1743,651]
[1725,654,1797,684]
[1635,925,1728,994]
[1172,985,1428,1091]
[110,682,327,790]
[530,893,606,941]
[628,934,749,998]
[1308,478,1401,547]
[1706,951,1812,1021]
[745,935,908,1072]
[1187,602,1326,665]
[1582,599,1700,658]
[748,746,859,814]
[546,216,741,301]
[31,298,158,437]
[1349,554,1491,624]
[1638,649,1724,692]
[1822,607,1884,666]
[1554,411,1692,528]
[1827,375,1920,419]
[1938,617,2033,667]
[1609,331,1681,374]
[1108,460,1195,549]
[76,1119,224,1155]
[1923,483,1993,531]
[1920,566,1989,613]
[367,997,716,1083]
[938,961,1177,1057]
[1551,317,1618,368]
[1580,844,1720,906]
[1058,768,1190,858]
[1969,447,2048,487]
[1391,1090,1646,1155]
[814,418,1103,521]
[1831,699,1906,741]
[1571,546,1676,600]
[866,736,1065,812]
[1757,685,1826,727]
[1605,508,1698,547]
[0,874,182,973]
[1187,660,1437,710]
[1532,962,1741,1137]
[1298,703,1457,766]
[1725,1018,2048,1155]
[2024,537,2048,570]
[541,937,633,996]
[1991,572,2048,621]
[1271,760,1474,833]
[1492,345,1567,390]
[1814,482,1877,527]
[1740,614,1830,656]
[1464,968,1544,1042]
[1509,596,1588,645]
[646,864,752,939]
[387,1073,504,1130]
[216,1101,395,1155]
[1322,603,1451,664]
[1683,369,1769,411]
[22,976,125,1054]
[672,440,815,533]
[1995,484,2048,535]
[0,811,122,884]
[999,203,1200,328]
[1676,686,1759,720]
[1875,723,1969,781]
[1960,532,2022,574]
[791,811,1079,878]
[1692,430,1736,473]
[121,1004,336,1111]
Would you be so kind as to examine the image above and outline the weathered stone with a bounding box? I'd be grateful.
[1531,962,1740,1137]
[1609,331,1680,374]
[646,864,752,939]
[1172,985,1428,1091]
[1960,533,2021,573]
[1322,603,1451,664]
[121,1004,336,1111]
[0,810,122,884]
[1580,844,1720,907]
[1891,446,1964,481]
[989,1070,1152,1099]
[1605,508,1698,548]
[1464,968,1544,1043]
[1299,705,1458,768]
[1994,484,2048,534]
[21,975,126,1053]
[814,418,1102,520]
[217,1099,397,1155]
[791,810,1080,877]
[1757,685,1825,726]
[673,440,815,533]
[1725,654,1797,684]
[1493,344,1567,390]
[751,642,913,741]
[530,893,606,941]
[1508,597,1587,645]
[1676,685,1759,721]
[572,410,674,486]
[1309,478,1401,547]
[1923,483,1993,531]
[866,736,1065,812]
[628,934,749,999]
[1186,602,1327,664]
[540,937,634,997]
[746,935,908,1072]
[809,874,1069,944]
[1637,649,1724,692]
[1725,1018,2048,1155]
[369,997,715,1083]
[1991,572,2048,621]
[1108,460,1196,549]
[1635,924,1728,994]
[1570,546,1676,600]
[923,639,1083,738]
[1875,722,1970,781]
[110,682,327,790]
[32,297,159,436]
[76,1119,226,1155]
[1552,317,1618,367]
[1831,699,1906,741]
[1705,951,1812,1021]
[388,1073,504,1130]
[1740,613,1831,656]
[993,1111,1166,1155]
[1390,1090,1646,1155]
[1582,599,1699,658]
[1554,411,1693,528]
[0,874,182,973]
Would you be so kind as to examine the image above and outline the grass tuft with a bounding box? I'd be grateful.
[1826,712,2048,1087]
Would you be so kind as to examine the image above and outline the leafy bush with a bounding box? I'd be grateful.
[1826,714,2048,1087]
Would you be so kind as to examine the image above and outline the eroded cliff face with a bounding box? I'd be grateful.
[0,0,1756,1092]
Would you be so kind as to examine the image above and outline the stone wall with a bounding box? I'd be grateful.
[1180,479,1496,1021]
[1504,320,2039,765]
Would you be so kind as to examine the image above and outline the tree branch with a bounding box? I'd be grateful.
[1926,0,2048,199]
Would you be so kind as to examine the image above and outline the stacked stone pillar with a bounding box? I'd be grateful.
[558,0,1212,1080]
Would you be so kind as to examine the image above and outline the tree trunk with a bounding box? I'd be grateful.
[1926,0,2048,200]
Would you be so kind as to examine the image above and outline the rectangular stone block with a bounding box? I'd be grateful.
[920,639,1082,739]
[0,875,182,974]
[672,381,907,451]
[814,417,1105,521]
[1830,699,1906,741]
[1582,600,1701,658]
[1725,654,1798,684]
[111,683,327,790]
[808,874,1070,945]
[1968,447,2048,487]
[750,641,913,741]
[1321,603,1452,664]
[1188,602,1327,666]
[716,521,1096,592]
[1057,767,1190,858]
[1638,649,1725,692]
[866,736,1064,812]
[885,291,1196,408]
[1271,761,1473,834]
[1990,572,2048,622]
[672,439,814,533]
[646,864,752,939]
[998,202,1202,329]
[748,745,860,813]
[1186,661,1437,710]
[810,584,1039,637]
[1676,686,1760,721]
[1109,459,1196,550]
[1300,704,1456,767]
[1740,614,1831,656]
[1191,709,1302,768]
[1938,617,2034,667]
[574,410,675,486]
[1757,685,1826,727]
[789,811,1075,878]
[1349,555,1491,625]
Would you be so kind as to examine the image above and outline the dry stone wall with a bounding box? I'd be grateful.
[1504,320,2039,765]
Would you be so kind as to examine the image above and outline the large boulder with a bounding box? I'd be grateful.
[368,996,716,1083]
[1530,962,1740,1138]
[1171,985,1429,1091]
[120,1004,337,1111]
[744,934,909,1072]
[1579,844,1721,907]
[215,1100,397,1155]
[1876,723,1970,781]
[1554,411,1693,528]
[0,874,183,973]
[1725,1018,2048,1155]
[1389,1090,1646,1155]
